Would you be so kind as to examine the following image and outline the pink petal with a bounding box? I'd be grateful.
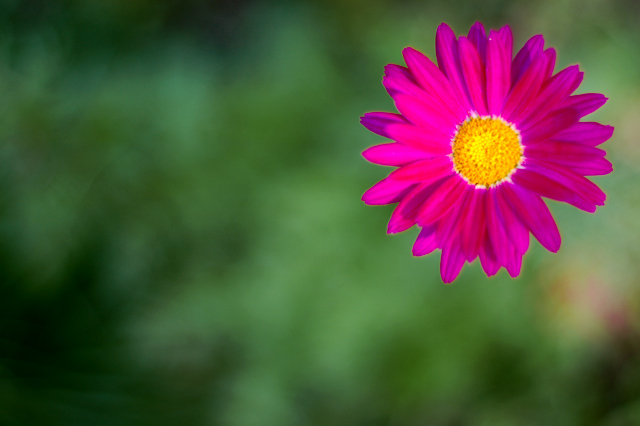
[384,63,414,81]
[412,224,438,256]
[558,93,608,118]
[362,143,432,166]
[525,141,606,164]
[402,47,467,121]
[362,177,415,205]
[498,25,514,62]
[524,159,606,207]
[485,187,509,268]
[435,186,473,247]
[553,122,614,146]
[467,21,487,63]
[495,186,530,255]
[360,112,406,138]
[525,141,611,176]
[440,243,466,283]
[458,36,488,115]
[566,158,613,176]
[505,245,523,278]
[416,175,468,226]
[488,186,528,278]
[520,108,579,145]
[393,93,459,136]
[517,65,584,128]
[511,168,598,212]
[388,182,440,234]
[389,155,453,182]
[385,123,452,153]
[383,64,424,98]
[486,29,511,115]
[435,23,473,112]
[542,48,556,79]
[502,52,548,121]
[501,183,561,253]
[479,239,501,277]
[460,189,486,261]
[511,34,544,85]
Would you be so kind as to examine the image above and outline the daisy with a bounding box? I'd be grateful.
[361,22,613,283]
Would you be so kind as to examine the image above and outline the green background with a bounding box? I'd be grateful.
[1,0,639,424]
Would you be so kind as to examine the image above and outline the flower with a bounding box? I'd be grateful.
[361,22,613,283]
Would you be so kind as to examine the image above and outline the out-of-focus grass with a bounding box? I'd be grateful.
[1,1,640,425]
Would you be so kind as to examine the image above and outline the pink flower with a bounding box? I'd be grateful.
[361,22,613,283]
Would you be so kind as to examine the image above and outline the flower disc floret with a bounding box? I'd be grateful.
[452,116,522,187]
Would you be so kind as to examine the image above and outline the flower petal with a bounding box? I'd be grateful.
[528,145,613,176]
[498,25,514,51]
[402,47,467,121]
[558,93,608,118]
[412,224,438,256]
[520,108,580,145]
[553,122,614,146]
[362,143,433,166]
[511,34,544,85]
[460,188,486,261]
[467,21,487,62]
[388,182,440,233]
[435,187,474,246]
[505,245,523,278]
[524,159,606,207]
[518,65,584,128]
[389,155,453,182]
[435,23,473,111]
[501,183,561,253]
[360,112,406,138]
[362,177,415,205]
[385,123,452,153]
[542,48,556,79]
[525,140,606,164]
[440,243,466,284]
[511,168,598,212]
[458,36,488,115]
[495,186,530,255]
[383,64,423,98]
[393,93,459,136]
[502,52,548,121]
[485,187,509,268]
[566,158,613,176]
[486,29,512,114]
[479,239,501,277]
[416,175,468,226]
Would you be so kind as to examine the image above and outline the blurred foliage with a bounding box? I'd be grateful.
[1,0,640,425]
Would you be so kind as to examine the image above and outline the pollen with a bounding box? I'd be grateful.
[452,116,523,187]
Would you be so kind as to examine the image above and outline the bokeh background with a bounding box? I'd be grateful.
[1,0,640,424]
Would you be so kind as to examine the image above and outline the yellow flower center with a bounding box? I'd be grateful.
[452,116,523,187]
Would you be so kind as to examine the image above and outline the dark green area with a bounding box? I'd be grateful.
[1,0,640,425]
